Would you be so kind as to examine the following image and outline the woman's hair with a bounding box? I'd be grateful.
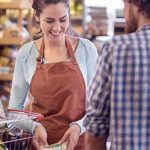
[32,0,70,17]
[125,0,150,18]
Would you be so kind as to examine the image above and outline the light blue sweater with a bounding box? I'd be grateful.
[9,37,98,134]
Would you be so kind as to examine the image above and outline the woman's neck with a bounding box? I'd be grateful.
[44,36,66,52]
[43,36,69,62]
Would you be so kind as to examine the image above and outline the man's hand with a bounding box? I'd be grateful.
[32,124,49,150]
[58,124,81,150]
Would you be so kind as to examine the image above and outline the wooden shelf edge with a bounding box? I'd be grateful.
[0,1,31,9]
[71,15,82,20]
[0,73,13,81]
[0,37,27,45]
[114,18,126,28]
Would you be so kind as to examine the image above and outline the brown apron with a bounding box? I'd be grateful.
[30,36,85,150]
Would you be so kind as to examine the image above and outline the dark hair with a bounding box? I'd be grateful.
[32,0,70,17]
[125,0,150,18]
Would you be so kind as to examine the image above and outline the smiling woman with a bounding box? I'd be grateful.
[32,0,78,39]
[8,0,98,150]
[32,0,70,42]
[36,4,68,42]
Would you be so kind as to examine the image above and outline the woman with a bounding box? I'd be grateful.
[9,0,98,149]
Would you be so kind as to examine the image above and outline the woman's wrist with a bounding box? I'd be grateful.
[70,122,81,134]
[33,123,45,134]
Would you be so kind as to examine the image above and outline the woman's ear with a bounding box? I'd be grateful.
[35,16,40,23]
[33,12,40,23]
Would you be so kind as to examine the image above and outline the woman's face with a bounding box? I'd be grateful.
[37,2,69,42]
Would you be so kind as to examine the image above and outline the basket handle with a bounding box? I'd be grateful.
[7,109,44,120]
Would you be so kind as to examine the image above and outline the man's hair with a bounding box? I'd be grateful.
[125,0,150,18]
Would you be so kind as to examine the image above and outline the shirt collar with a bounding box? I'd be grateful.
[137,23,150,32]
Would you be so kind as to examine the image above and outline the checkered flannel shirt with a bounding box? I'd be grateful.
[84,24,150,150]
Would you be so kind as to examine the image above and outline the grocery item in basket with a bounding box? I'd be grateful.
[0,109,41,150]
[40,142,68,150]
[0,139,6,150]
[3,132,32,150]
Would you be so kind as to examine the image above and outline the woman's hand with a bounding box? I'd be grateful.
[58,124,81,150]
[32,124,49,150]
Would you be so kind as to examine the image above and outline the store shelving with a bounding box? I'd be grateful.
[70,0,84,36]
[83,0,125,38]
[114,18,126,35]
[70,14,83,36]
[0,36,25,45]
[0,0,32,100]
[0,73,12,81]
[0,1,31,9]
[0,0,32,46]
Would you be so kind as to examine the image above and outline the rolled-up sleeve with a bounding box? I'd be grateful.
[84,42,112,137]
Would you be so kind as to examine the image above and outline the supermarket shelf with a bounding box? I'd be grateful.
[0,73,13,81]
[71,14,82,21]
[0,37,26,45]
[114,18,126,28]
[71,14,83,35]
[114,18,126,35]
[3,84,11,93]
[0,1,32,9]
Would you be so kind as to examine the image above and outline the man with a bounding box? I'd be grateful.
[83,0,150,150]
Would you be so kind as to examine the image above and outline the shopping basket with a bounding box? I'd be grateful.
[0,109,43,150]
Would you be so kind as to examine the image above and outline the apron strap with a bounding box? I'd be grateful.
[36,38,44,65]
[65,36,78,65]
[36,36,78,65]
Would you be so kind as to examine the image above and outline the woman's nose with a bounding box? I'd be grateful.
[52,22,61,31]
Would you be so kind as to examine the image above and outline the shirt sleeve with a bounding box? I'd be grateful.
[86,41,98,85]
[9,47,29,109]
[8,45,39,133]
[83,42,112,137]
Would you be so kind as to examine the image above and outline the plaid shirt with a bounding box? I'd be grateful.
[84,24,150,150]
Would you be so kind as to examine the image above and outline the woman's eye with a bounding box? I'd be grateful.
[60,19,67,22]
[45,19,67,23]
[46,20,54,23]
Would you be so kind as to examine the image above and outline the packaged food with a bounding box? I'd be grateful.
[0,139,6,150]
[41,142,68,150]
